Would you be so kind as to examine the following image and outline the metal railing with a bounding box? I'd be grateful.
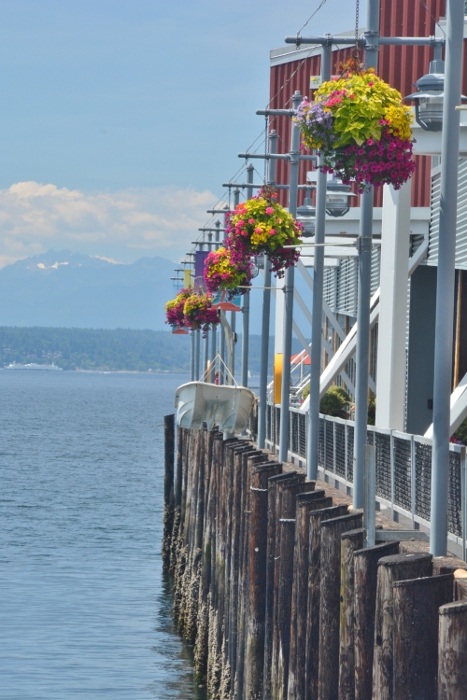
[262,404,467,559]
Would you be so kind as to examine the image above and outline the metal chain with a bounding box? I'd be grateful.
[355,0,360,56]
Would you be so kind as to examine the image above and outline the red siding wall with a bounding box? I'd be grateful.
[269,0,465,209]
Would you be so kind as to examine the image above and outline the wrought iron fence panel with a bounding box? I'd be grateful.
[324,417,335,473]
[318,417,325,466]
[298,412,307,458]
[373,432,391,500]
[266,404,273,443]
[346,424,354,482]
[415,441,432,522]
[393,436,412,511]
[264,403,465,545]
[335,422,347,478]
[448,451,463,537]
[274,406,281,448]
[290,411,300,455]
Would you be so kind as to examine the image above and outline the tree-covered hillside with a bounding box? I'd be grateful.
[0,327,303,373]
[0,327,191,372]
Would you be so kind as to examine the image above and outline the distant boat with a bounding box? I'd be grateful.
[3,362,63,371]
[175,381,256,440]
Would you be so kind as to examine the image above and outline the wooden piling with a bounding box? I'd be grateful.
[438,600,467,699]
[317,512,364,700]
[233,449,269,699]
[353,540,401,700]
[372,552,433,700]
[162,414,175,571]
[166,425,467,700]
[244,461,283,700]
[287,491,332,700]
[263,471,302,699]
[337,527,365,700]
[270,473,312,700]
[305,503,349,700]
[393,573,454,700]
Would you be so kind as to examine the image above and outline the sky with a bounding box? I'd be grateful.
[0,0,367,268]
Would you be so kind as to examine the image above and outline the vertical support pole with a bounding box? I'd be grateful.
[220,323,226,384]
[241,164,254,387]
[279,90,302,463]
[430,0,464,556]
[231,187,240,380]
[258,130,277,448]
[375,180,412,430]
[210,327,217,382]
[191,331,195,381]
[353,0,380,510]
[308,41,332,480]
[203,332,209,379]
[195,329,201,379]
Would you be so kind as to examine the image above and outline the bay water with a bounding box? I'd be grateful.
[0,370,205,699]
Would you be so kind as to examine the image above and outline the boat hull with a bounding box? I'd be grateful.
[175,381,255,440]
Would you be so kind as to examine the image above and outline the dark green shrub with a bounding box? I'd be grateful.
[319,385,352,419]
[453,417,467,445]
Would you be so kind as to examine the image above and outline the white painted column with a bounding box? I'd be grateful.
[274,276,285,355]
[375,179,412,430]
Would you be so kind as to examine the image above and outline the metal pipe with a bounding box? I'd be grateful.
[353,0,380,509]
[307,43,331,480]
[258,130,277,448]
[430,0,464,556]
[278,90,302,463]
[284,35,444,47]
[241,164,254,387]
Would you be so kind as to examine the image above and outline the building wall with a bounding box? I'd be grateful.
[269,0,467,210]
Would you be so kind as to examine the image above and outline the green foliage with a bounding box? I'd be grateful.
[319,385,352,419]
[367,393,376,426]
[453,417,467,445]
[302,383,310,400]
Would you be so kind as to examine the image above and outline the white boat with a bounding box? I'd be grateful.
[3,362,63,371]
[175,381,256,440]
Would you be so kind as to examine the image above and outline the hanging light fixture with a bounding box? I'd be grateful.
[405,59,446,132]
[325,176,356,217]
[296,187,316,237]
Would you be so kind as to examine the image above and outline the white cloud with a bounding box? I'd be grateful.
[0,182,218,267]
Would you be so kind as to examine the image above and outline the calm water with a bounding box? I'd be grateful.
[0,370,205,700]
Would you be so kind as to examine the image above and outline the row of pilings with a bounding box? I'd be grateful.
[162,416,467,700]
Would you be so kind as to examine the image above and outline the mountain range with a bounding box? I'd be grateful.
[0,249,294,333]
[0,250,179,330]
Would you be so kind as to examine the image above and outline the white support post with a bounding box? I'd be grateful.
[274,277,285,355]
[375,179,412,430]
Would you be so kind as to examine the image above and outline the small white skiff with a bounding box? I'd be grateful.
[175,381,256,440]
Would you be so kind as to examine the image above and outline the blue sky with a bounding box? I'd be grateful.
[0,0,366,267]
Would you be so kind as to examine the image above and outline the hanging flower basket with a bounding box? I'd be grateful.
[165,288,192,329]
[294,66,416,191]
[203,246,253,296]
[183,291,220,333]
[225,187,303,277]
